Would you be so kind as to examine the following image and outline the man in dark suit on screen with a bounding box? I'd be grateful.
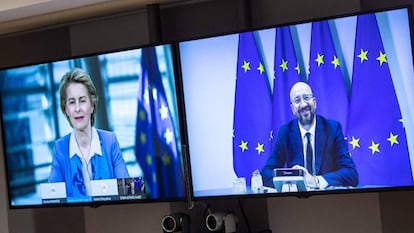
[261,82,358,190]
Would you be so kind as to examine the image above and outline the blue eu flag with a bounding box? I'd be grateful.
[347,13,413,186]
[233,32,272,185]
[308,21,349,131]
[135,46,185,198]
[272,26,302,141]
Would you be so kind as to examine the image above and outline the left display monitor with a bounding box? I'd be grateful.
[0,44,186,208]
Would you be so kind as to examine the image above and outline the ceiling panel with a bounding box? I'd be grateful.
[0,0,185,35]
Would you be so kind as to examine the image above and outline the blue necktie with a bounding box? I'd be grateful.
[305,132,314,175]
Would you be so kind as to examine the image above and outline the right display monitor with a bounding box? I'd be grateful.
[177,6,414,199]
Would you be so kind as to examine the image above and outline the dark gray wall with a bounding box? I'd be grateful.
[380,190,414,233]
[69,9,149,56]
[0,27,71,68]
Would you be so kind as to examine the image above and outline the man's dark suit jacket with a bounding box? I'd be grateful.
[261,115,358,188]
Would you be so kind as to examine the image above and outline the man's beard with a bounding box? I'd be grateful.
[298,108,315,126]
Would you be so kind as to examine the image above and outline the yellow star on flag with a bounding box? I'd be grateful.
[143,89,150,105]
[295,63,300,74]
[349,136,360,150]
[146,153,152,165]
[255,142,264,155]
[280,59,288,72]
[358,49,368,63]
[257,62,265,74]
[139,109,146,121]
[376,51,387,66]
[331,56,340,69]
[387,132,399,146]
[164,128,173,144]
[315,53,324,67]
[239,140,248,152]
[159,104,168,120]
[162,153,171,166]
[152,88,158,101]
[242,60,250,73]
[152,172,157,183]
[140,132,147,144]
[369,141,380,155]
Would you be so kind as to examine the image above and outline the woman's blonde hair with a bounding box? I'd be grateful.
[59,68,98,126]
